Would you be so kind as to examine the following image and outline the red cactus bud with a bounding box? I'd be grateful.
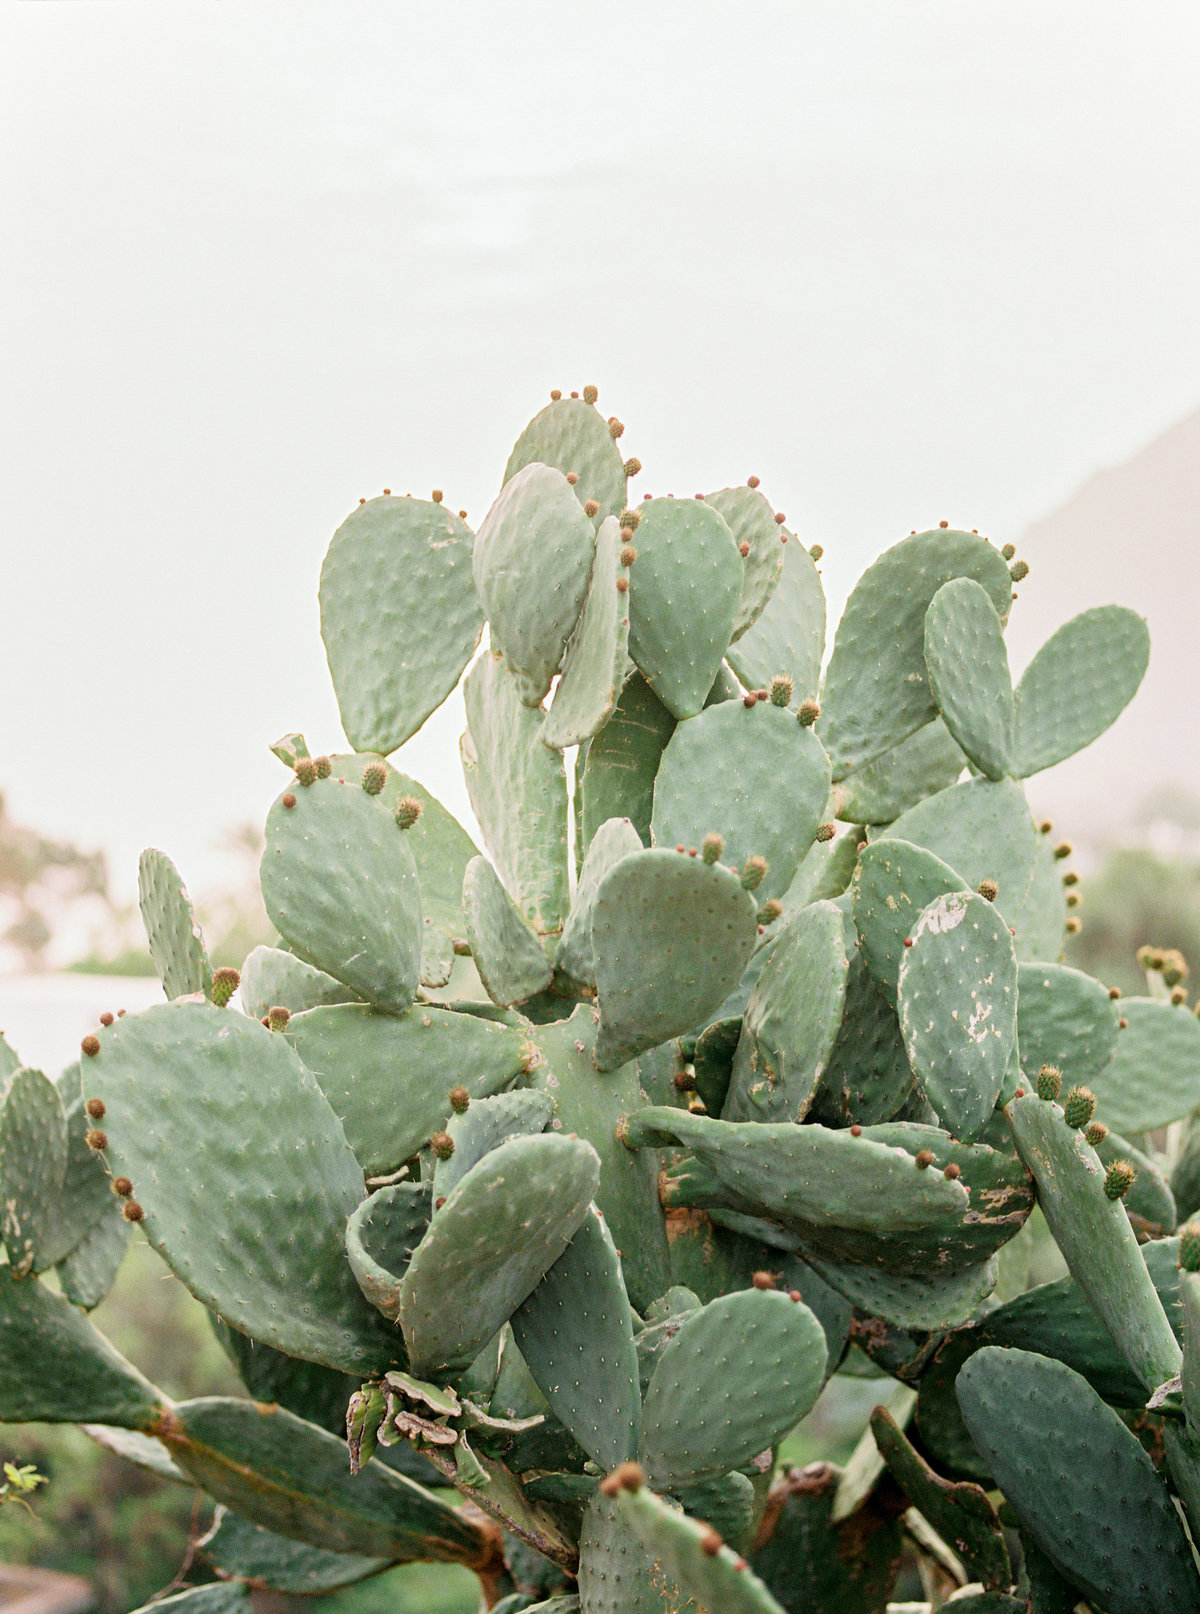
[583,384,599,404]
[123,1200,145,1222]
[99,1012,114,1027]
[752,1271,776,1290]
[282,793,297,809]
[112,1177,133,1197]
[608,418,625,440]
[550,389,562,400]
[747,475,760,488]
[86,1129,107,1151]
[85,1098,106,1120]
[583,499,600,517]
[81,1035,101,1057]
[600,1460,645,1497]
[449,1086,471,1114]
[616,576,630,594]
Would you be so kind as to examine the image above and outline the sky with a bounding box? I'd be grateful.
[4,2,1200,906]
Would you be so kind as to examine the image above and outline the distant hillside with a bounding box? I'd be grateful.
[1008,406,1200,842]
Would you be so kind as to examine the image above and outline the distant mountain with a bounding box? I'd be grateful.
[1008,406,1200,842]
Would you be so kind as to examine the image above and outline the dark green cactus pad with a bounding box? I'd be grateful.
[200,1508,390,1593]
[511,1205,640,1472]
[239,945,360,1020]
[462,652,570,936]
[555,816,642,992]
[671,1472,756,1554]
[580,671,676,853]
[626,496,743,720]
[851,837,968,1003]
[504,394,629,524]
[261,775,422,1013]
[923,577,1014,780]
[616,1484,789,1614]
[956,1347,1199,1614]
[806,1252,999,1331]
[210,1315,364,1437]
[1014,961,1118,1086]
[702,485,785,644]
[834,719,966,826]
[544,516,632,748]
[639,1288,826,1487]
[1008,1091,1182,1392]
[691,1016,741,1117]
[819,528,1012,780]
[779,829,860,919]
[896,890,1018,1141]
[284,1002,530,1176]
[723,901,849,1123]
[869,1404,1010,1588]
[0,1065,67,1275]
[578,1490,700,1614]
[0,1267,166,1428]
[651,700,832,903]
[748,1461,905,1614]
[1087,995,1200,1134]
[83,1002,398,1373]
[398,1132,599,1378]
[319,495,483,755]
[128,1588,249,1614]
[592,850,758,1070]
[474,462,598,705]
[345,1183,431,1323]
[138,847,213,1000]
[1019,1536,1081,1614]
[532,1005,670,1312]
[725,526,824,700]
[463,855,554,1006]
[160,1397,495,1565]
[1181,1269,1200,1438]
[813,957,916,1127]
[57,1207,130,1310]
[436,1090,553,1202]
[1011,604,1150,777]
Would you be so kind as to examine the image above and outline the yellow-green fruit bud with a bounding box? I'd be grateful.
[619,508,640,531]
[395,797,423,830]
[1179,1223,1200,1272]
[1162,950,1189,987]
[1062,1086,1096,1130]
[361,762,387,796]
[266,1006,291,1033]
[1085,1121,1108,1147]
[624,457,642,477]
[977,878,999,902]
[1010,559,1030,582]
[815,823,835,844]
[809,544,824,562]
[584,499,600,517]
[430,1131,455,1161]
[1036,1064,1062,1101]
[758,898,783,925]
[314,755,332,779]
[769,674,794,707]
[701,833,724,865]
[797,699,820,727]
[295,757,317,786]
[620,545,637,566]
[211,967,241,1008]
[1001,542,1016,560]
[740,856,768,893]
[608,418,625,439]
[1103,1159,1136,1201]
[448,1086,470,1114]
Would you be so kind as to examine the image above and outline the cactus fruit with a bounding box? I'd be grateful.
[3,391,1195,1612]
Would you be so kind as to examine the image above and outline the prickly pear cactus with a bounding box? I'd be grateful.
[5,391,1199,1614]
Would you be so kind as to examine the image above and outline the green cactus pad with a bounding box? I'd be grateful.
[1012,605,1150,778]
[725,528,824,700]
[580,671,676,853]
[1180,1270,1200,1440]
[200,1508,390,1594]
[748,1461,904,1614]
[504,395,629,524]
[211,1318,363,1437]
[284,1002,530,1177]
[462,855,554,1007]
[261,776,422,1014]
[57,1208,130,1310]
[398,1132,599,1378]
[544,516,632,748]
[651,700,832,903]
[319,495,482,755]
[896,890,1017,1141]
[1007,826,1068,963]
[83,1002,397,1373]
[239,946,360,1020]
[1014,962,1118,1086]
[532,1005,670,1312]
[956,1347,1198,1614]
[852,838,968,1003]
[820,528,1012,779]
[815,957,916,1126]
[160,1397,494,1565]
[702,485,786,644]
[138,848,213,1000]
[639,1288,826,1487]
[511,1205,640,1472]
[592,850,758,1070]
[1086,996,1200,1134]
[1008,1091,1182,1392]
[0,1065,67,1276]
[0,1267,166,1427]
[555,816,642,992]
[834,719,966,825]
[869,1404,1010,1589]
[723,901,849,1123]
[923,577,1014,780]
[474,463,598,705]
[626,496,743,720]
[435,1090,553,1202]
[616,1484,789,1614]
[671,1472,756,1555]
[462,652,570,936]
[578,1491,701,1614]
[129,1588,250,1614]
[689,1017,740,1117]
[806,1251,999,1331]
[345,1183,431,1323]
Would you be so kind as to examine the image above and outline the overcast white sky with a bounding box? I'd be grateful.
[4,3,1200,903]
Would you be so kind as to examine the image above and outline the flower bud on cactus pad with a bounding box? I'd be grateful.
[266,1006,291,1033]
[1036,1065,1062,1101]
[295,758,317,787]
[448,1086,471,1114]
[430,1131,455,1161]
[976,878,999,901]
[740,856,768,892]
[1104,1159,1136,1201]
[211,967,241,1008]
[701,833,724,865]
[1085,1121,1108,1147]
[361,762,387,796]
[395,797,423,829]
[81,1035,100,1058]
[1062,1086,1096,1129]
[1179,1224,1200,1272]
[797,698,820,727]
[770,674,794,707]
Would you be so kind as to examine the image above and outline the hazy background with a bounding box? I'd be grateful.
[5,1,1200,912]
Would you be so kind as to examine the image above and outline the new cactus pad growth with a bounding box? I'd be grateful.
[6,390,1198,1614]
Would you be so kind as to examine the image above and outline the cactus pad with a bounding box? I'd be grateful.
[1012,605,1150,777]
[1086,996,1200,1134]
[544,516,632,748]
[923,577,1014,780]
[462,855,554,1007]
[138,848,213,1000]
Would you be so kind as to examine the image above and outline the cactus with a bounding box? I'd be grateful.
[7,391,1200,1613]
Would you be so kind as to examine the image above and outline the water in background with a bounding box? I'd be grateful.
[0,975,167,1077]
